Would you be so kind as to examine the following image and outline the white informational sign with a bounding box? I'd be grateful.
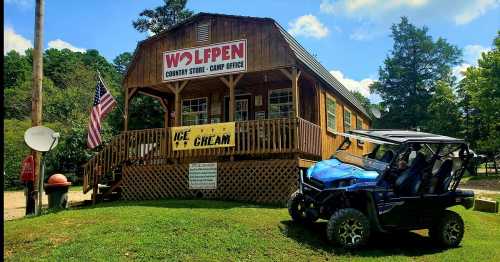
[163,39,247,82]
[188,162,217,190]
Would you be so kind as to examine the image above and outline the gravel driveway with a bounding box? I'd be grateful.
[4,189,90,221]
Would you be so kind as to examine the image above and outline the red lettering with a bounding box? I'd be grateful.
[165,53,180,68]
[194,50,203,64]
[180,51,192,66]
[211,47,221,62]
[231,42,244,59]
[221,45,230,60]
[203,48,211,63]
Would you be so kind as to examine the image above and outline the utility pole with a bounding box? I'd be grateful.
[32,0,44,215]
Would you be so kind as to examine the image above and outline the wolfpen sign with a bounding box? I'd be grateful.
[171,122,235,150]
[163,39,247,81]
[189,163,217,190]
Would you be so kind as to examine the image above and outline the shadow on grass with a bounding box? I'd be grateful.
[279,220,450,257]
[74,198,284,211]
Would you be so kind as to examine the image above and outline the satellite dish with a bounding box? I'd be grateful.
[370,107,382,119]
[24,126,60,152]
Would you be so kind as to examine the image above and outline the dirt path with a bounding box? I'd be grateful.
[4,189,91,221]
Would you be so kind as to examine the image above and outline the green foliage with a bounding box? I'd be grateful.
[133,0,193,35]
[3,119,64,189]
[4,50,31,89]
[458,31,500,154]
[371,17,461,130]
[113,52,133,75]
[3,48,127,189]
[425,81,462,137]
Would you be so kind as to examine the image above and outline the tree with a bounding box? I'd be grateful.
[425,81,462,137]
[3,50,31,89]
[113,52,133,75]
[371,17,461,130]
[133,0,193,35]
[458,31,500,154]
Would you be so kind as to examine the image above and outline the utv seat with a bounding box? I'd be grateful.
[428,159,453,194]
[394,152,426,196]
[378,150,395,163]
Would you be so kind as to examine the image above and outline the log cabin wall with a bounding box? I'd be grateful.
[318,86,372,160]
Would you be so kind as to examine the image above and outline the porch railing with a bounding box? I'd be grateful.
[82,117,321,193]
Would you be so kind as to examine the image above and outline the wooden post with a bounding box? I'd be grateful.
[220,74,244,121]
[166,81,188,126]
[32,0,44,215]
[124,87,129,131]
[280,67,301,118]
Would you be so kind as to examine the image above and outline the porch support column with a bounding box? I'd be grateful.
[220,74,244,121]
[124,87,138,131]
[166,81,189,126]
[280,67,301,118]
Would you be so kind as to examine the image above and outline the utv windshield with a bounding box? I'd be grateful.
[331,132,401,173]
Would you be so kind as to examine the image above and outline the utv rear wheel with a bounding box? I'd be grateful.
[288,190,317,224]
[327,208,371,249]
[429,210,464,248]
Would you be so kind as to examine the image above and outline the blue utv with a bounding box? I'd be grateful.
[288,130,475,249]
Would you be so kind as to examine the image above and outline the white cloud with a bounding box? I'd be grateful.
[454,0,499,24]
[5,0,33,8]
[453,63,471,81]
[320,0,499,26]
[330,70,374,97]
[288,15,329,39]
[47,39,86,53]
[4,26,33,55]
[452,44,491,80]
[463,44,490,64]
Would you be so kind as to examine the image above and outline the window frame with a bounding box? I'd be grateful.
[181,97,209,126]
[343,107,352,132]
[356,115,364,146]
[268,88,293,119]
[325,94,337,134]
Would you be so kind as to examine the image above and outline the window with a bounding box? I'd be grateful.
[235,99,249,121]
[196,23,210,43]
[326,96,336,132]
[182,98,208,126]
[356,116,363,130]
[356,115,364,146]
[268,88,292,119]
[343,108,352,131]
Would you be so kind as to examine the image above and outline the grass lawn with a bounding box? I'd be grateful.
[4,199,500,261]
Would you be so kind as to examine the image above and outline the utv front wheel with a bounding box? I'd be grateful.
[287,190,317,224]
[429,210,464,248]
[327,208,371,249]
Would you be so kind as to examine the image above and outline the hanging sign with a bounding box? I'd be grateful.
[189,163,217,190]
[20,155,35,182]
[163,39,247,82]
[171,122,235,151]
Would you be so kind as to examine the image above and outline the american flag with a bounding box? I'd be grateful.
[87,77,116,149]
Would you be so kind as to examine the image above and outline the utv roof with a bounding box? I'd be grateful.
[348,129,465,144]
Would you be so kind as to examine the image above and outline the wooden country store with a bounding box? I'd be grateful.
[82,13,372,204]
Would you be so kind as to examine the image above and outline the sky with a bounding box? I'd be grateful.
[4,0,500,102]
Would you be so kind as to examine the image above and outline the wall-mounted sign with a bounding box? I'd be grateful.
[171,122,235,151]
[163,39,247,82]
[189,163,217,190]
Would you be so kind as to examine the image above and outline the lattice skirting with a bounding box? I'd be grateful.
[121,159,299,204]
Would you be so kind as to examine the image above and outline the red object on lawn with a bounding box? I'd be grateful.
[46,174,72,187]
[20,155,35,182]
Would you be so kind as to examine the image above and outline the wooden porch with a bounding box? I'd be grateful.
[82,117,321,194]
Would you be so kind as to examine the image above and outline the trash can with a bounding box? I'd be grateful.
[44,174,72,209]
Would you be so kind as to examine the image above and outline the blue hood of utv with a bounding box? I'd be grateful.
[306,158,380,189]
